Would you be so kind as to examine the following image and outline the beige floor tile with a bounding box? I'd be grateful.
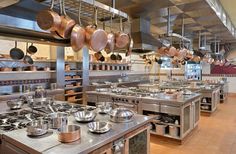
[150,96,236,154]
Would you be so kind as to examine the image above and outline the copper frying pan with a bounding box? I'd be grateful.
[115,17,129,49]
[70,0,85,52]
[57,0,76,39]
[85,7,108,52]
[36,0,61,31]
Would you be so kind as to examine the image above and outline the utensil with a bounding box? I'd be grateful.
[85,7,108,52]
[110,52,117,61]
[6,100,24,110]
[109,108,134,123]
[87,121,112,133]
[57,0,76,39]
[115,17,129,48]
[73,110,97,122]
[23,43,34,65]
[36,0,61,31]
[10,41,24,60]
[97,102,113,114]
[27,43,37,55]
[94,51,103,61]
[46,112,68,129]
[70,0,85,52]
[27,119,49,136]
[58,125,81,143]
[116,53,122,61]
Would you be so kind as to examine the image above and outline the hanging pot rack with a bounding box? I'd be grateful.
[40,0,129,24]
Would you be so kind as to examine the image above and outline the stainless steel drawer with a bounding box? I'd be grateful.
[87,94,97,102]
[141,103,160,112]
[97,95,111,102]
[160,105,181,115]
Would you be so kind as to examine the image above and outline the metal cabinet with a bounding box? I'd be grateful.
[181,103,191,138]
[2,140,29,154]
[161,105,181,115]
[141,102,160,113]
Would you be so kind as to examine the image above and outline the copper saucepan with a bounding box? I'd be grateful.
[36,0,61,31]
[57,0,76,39]
[70,0,85,52]
[85,7,108,52]
[115,17,129,49]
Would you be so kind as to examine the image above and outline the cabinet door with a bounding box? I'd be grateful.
[193,99,200,128]
[182,105,191,137]
[89,143,113,154]
[125,125,150,154]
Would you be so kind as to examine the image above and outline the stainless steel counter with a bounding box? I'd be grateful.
[0,89,64,101]
[2,113,153,154]
[86,90,201,107]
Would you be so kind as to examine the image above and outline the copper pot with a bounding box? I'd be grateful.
[36,0,61,31]
[70,1,85,52]
[57,0,76,39]
[85,8,107,52]
[115,18,129,49]
[105,16,115,54]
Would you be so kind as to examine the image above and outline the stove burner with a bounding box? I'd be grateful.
[7,112,18,116]
[0,114,7,119]
[6,118,18,124]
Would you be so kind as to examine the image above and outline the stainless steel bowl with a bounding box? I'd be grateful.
[46,112,68,129]
[97,102,113,114]
[7,100,24,110]
[58,125,81,143]
[109,108,134,123]
[73,111,97,122]
[87,121,112,133]
[27,119,49,136]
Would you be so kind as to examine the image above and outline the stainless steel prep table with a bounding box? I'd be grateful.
[2,113,153,154]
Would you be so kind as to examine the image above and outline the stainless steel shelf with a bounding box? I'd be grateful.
[65,85,83,90]
[65,92,83,96]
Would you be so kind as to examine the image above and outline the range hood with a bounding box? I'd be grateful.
[131,17,162,53]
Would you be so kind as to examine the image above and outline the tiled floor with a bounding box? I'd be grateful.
[150,96,236,154]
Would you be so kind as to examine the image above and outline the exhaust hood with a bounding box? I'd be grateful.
[131,17,162,53]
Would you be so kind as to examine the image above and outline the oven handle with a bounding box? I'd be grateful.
[114,102,135,108]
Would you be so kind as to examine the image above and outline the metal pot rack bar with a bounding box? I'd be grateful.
[41,0,129,23]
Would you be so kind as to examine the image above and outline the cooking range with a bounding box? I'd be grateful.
[0,110,42,132]
[0,102,95,133]
[111,92,145,113]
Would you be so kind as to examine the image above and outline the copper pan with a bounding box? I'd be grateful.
[104,15,115,54]
[166,46,176,57]
[57,0,76,39]
[85,8,107,52]
[115,18,129,49]
[157,47,166,56]
[36,0,61,31]
[70,1,85,52]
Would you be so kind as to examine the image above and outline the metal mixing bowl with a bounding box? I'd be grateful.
[73,110,97,122]
[87,121,112,133]
[26,119,49,136]
[97,102,113,114]
[7,100,24,110]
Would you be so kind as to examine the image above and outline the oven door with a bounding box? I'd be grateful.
[113,102,138,113]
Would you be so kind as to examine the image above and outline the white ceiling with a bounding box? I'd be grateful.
[219,0,236,27]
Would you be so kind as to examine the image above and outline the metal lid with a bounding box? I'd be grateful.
[109,108,134,118]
